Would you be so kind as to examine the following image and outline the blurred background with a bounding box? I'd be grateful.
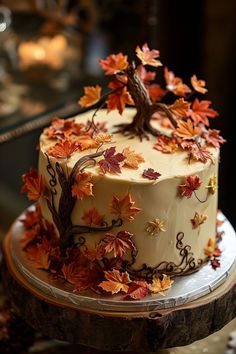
[0,0,235,235]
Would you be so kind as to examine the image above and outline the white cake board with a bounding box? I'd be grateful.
[10,207,236,313]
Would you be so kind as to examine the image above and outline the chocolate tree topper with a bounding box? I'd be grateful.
[79,43,219,141]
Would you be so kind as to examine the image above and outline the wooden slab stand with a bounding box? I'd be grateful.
[1,229,236,352]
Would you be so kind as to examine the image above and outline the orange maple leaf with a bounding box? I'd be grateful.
[110,193,141,222]
[21,168,44,201]
[204,238,222,257]
[187,99,219,126]
[99,269,131,294]
[94,133,113,144]
[188,144,214,164]
[107,79,134,115]
[169,98,190,117]
[99,53,129,75]
[164,67,191,97]
[26,238,52,270]
[154,136,179,153]
[148,274,174,295]
[81,208,104,225]
[191,75,208,94]
[175,119,200,140]
[44,117,84,140]
[20,204,42,230]
[148,84,166,103]
[79,85,102,107]
[136,43,162,67]
[47,139,79,159]
[136,64,156,85]
[122,146,145,169]
[103,230,136,258]
[71,171,93,200]
[84,244,105,261]
[76,134,98,151]
[191,212,208,229]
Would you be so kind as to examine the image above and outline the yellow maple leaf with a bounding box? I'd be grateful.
[191,75,208,94]
[148,274,174,296]
[191,212,208,229]
[122,146,145,169]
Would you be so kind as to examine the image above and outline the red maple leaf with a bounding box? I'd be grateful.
[211,258,221,270]
[21,168,44,201]
[47,139,79,159]
[107,79,134,115]
[62,261,84,285]
[99,146,125,174]
[179,175,202,198]
[81,208,104,225]
[103,230,136,258]
[84,244,105,261]
[25,237,56,270]
[203,129,226,148]
[110,193,141,222]
[79,85,102,107]
[73,264,104,293]
[188,144,214,163]
[142,168,161,180]
[136,43,162,67]
[99,53,129,75]
[125,280,148,300]
[187,99,219,126]
[136,64,156,85]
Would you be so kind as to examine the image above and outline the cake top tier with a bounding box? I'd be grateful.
[40,108,219,183]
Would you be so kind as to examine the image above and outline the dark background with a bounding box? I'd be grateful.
[0,0,235,231]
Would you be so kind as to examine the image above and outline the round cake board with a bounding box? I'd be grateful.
[1,214,236,352]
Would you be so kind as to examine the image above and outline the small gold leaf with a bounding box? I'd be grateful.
[146,218,166,236]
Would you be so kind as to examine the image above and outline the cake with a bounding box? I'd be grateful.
[21,43,225,299]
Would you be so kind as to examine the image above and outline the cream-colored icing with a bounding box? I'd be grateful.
[39,108,219,273]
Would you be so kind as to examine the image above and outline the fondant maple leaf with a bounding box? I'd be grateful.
[82,208,104,225]
[179,175,202,198]
[136,43,162,67]
[169,98,190,117]
[20,204,42,229]
[154,136,179,153]
[21,168,44,201]
[187,99,218,126]
[62,262,84,285]
[99,269,131,294]
[103,230,136,258]
[148,274,174,296]
[142,168,161,180]
[76,134,98,151]
[175,119,200,140]
[79,85,102,107]
[136,64,156,85]
[203,129,226,148]
[74,264,104,293]
[71,171,93,200]
[122,146,145,169]
[26,237,53,270]
[191,75,208,94]
[110,193,141,222]
[99,146,125,174]
[99,53,129,75]
[44,117,84,140]
[191,212,208,229]
[125,280,148,300]
[188,144,214,163]
[204,238,222,257]
[147,84,166,103]
[164,67,191,97]
[47,139,79,159]
[84,244,105,261]
[107,79,134,115]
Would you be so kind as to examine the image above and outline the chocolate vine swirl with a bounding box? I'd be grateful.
[123,232,204,281]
